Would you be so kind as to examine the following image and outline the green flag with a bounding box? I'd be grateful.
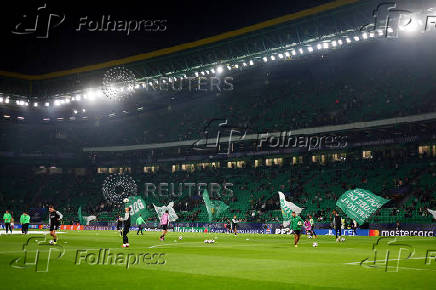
[336,188,389,225]
[77,206,96,225]
[78,206,84,225]
[125,196,149,221]
[202,189,229,222]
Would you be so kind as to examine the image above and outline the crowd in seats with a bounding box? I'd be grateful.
[1,152,435,226]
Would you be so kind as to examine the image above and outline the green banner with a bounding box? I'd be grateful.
[125,196,149,221]
[202,189,229,222]
[336,188,389,225]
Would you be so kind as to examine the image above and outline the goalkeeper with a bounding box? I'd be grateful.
[290,211,304,248]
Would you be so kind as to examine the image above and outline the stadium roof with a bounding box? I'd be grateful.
[1,0,368,97]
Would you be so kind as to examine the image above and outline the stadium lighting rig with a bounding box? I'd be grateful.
[1,11,433,120]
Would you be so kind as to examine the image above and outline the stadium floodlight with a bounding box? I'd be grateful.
[369,31,375,38]
[82,109,86,113]
[298,48,304,54]
[338,39,343,45]
[25,102,29,106]
[243,62,247,66]
[43,118,50,121]
[262,56,268,62]
[195,72,199,77]
[278,53,284,59]
[57,117,64,120]
[234,64,239,69]
[346,37,351,43]
[332,40,337,47]
[308,46,314,52]
[135,84,140,89]
[65,98,71,103]
[5,98,9,104]
[353,36,360,41]
[270,55,275,60]
[60,100,65,104]
[317,43,322,50]
[3,115,10,118]
[285,52,290,57]
[226,65,232,70]
[0,97,3,103]
[33,102,38,107]
[291,50,297,56]
[387,27,394,33]
[323,43,329,49]
[249,60,254,65]
[45,102,50,107]
[206,70,210,75]
[201,71,205,76]
[17,116,24,120]
[211,68,215,73]
[362,32,368,39]
[73,110,78,114]
[377,29,384,36]
[76,94,81,101]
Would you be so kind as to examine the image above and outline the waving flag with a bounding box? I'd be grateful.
[336,188,389,225]
[202,189,229,222]
[153,202,178,222]
[427,209,436,220]
[77,206,96,225]
[125,196,150,221]
[278,191,303,226]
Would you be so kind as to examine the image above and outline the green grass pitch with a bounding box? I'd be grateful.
[0,230,435,289]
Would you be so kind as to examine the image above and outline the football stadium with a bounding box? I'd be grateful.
[0,0,435,289]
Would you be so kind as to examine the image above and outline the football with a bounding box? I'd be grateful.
[123,198,129,203]
[179,236,183,240]
[313,242,318,247]
[340,237,345,242]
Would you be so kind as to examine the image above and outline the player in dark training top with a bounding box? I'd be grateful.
[48,205,63,244]
[121,206,131,247]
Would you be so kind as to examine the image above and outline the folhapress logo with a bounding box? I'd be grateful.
[10,236,65,272]
[11,3,65,38]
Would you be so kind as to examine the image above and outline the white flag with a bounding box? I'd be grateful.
[278,191,303,218]
[153,202,178,222]
[427,208,436,220]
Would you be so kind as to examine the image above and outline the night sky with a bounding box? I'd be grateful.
[0,0,333,74]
